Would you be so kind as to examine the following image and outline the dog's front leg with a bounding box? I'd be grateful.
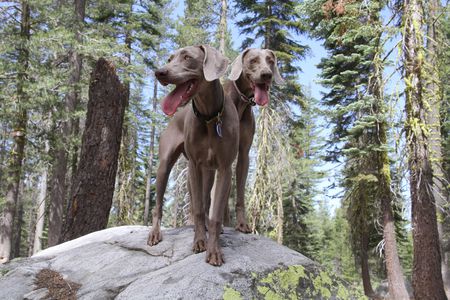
[203,169,215,229]
[207,167,232,266]
[189,161,207,253]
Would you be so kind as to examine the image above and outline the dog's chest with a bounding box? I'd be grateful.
[185,128,237,169]
[186,136,227,169]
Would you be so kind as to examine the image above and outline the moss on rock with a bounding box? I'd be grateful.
[223,286,243,300]
[251,265,365,300]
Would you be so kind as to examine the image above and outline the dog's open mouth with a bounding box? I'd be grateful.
[250,81,270,106]
[161,79,199,116]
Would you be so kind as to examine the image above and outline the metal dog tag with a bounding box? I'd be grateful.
[216,121,223,138]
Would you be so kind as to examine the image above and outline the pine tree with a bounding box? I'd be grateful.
[302,0,408,297]
[47,0,86,247]
[424,0,450,288]
[440,4,450,290]
[283,90,324,257]
[174,0,218,47]
[402,0,447,297]
[0,0,31,264]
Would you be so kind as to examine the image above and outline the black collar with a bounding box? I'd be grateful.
[192,94,224,125]
[232,80,255,106]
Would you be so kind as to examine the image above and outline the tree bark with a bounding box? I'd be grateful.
[0,123,8,190]
[264,1,272,49]
[48,0,86,247]
[27,202,35,257]
[360,229,374,297]
[277,185,283,244]
[115,5,133,226]
[0,0,30,264]
[424,0,450,290]
[218,0,227,55]
[59,58,127,242]
[379,159,409,300]
[33,144,49,255]
[144,77,158,225]
[403,0,447,298]
[12,182,24,259]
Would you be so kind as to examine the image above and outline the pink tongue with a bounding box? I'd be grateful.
[254,84,269,106]
[161,82,190,116]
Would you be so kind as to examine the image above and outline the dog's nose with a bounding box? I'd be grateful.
[155,68,168,78]
[261,71,272,81]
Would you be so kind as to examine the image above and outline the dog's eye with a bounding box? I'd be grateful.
[167,56,173,63]
[267,58,275,65]
[250,58,258,64]
[184,55,191,60]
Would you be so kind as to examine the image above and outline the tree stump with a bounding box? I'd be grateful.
[60,58,128,242]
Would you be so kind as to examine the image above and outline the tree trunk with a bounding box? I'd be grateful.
[59,58,127,242]
[369,28,409,297]
[276,184,283,244]
[33,145,49,254]
[379,160,409,300]
[424,0,450,290]
[48,138,68,247]
[12,182,24,259]
[218,0,227,54]
[27,202,35,257]
[48,0,85,247]
[115,7,133,226]
[403,0,447,298]
[264,1,272,49]
[144,77,158,225]
[0,123,8,190]
[0,0,30,264]
[360,229,374,297]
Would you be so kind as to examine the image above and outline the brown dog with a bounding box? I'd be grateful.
[148,49,284,245]
[150,45,237,265]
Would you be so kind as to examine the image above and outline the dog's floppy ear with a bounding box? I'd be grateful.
[200,45,229,82]
[229,48,251,81]
[267,49,285,85]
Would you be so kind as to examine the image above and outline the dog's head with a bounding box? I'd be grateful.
[229,49,284,106]
[155,45,229,116]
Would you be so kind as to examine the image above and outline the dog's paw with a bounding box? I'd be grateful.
[235,222,252,233]
[147,230,162,246]
[192,239,206,253]
[206,249,224,266]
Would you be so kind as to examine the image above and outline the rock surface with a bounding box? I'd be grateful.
[0,226,363,299]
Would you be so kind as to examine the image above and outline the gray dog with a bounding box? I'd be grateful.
[152,45,237,265]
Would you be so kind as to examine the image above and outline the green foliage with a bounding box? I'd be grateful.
[310,204,360,284]
[174,0,218,47]
[283,91,324,258]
